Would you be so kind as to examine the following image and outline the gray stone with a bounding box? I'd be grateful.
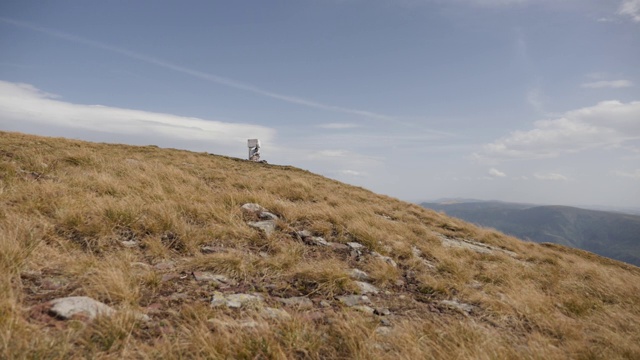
[261,307,291,320]
[248,220,276,236]
[438,299,475,315]
[380,318,392,327]
[276,296,314,310]
[375,326,392,336]
[49,296,115,320]
[355,281,379,295]
[304,236,330,246]
[337,295,370,307]
[210,292,264,308]
[348,269,370,281]
[371,252,397,267]
[352,305,375,315]
[259,212,279,221]
[241,203,267,213]
[346,242,365,250]
[439,235,518,258]
[296,230,313,238]
[193,272,235,286]
[121,240,138,248]
[374,308,391,316]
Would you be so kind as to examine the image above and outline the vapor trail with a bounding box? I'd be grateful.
[0,17,394,121]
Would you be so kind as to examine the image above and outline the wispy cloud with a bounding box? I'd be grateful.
[337,169,366,177]
[316,123,360,129]
[534,172,568,181]
[0,80,274,148]
[618,0,640,22]
[488,168,507,177]
[614,169,640,179]
[0,17,394,122]
[582,80,634,89]
[474,100,640,161]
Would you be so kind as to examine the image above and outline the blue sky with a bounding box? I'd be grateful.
[1,0,639,207]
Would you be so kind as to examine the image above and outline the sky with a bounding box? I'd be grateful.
[1,0,639,208]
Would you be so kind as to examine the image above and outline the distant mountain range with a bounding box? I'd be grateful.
[420,200,640,266]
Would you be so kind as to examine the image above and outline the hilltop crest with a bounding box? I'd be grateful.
[1,131,639,359]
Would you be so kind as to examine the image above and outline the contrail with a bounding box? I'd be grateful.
[0,17,394,121]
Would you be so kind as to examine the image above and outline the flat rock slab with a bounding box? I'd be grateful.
[371,252,397,267]
[304,236,330,246]
[241,203,267,213]
[261,307,291,320]
[346,242,366,250]
[193,272,235,286]
[248,220,276,236]
[211,292,264,308]
[48,296,116,321]
[438,300,476,315]
[348,269,370,281]
[440,236,517,257]
[355,281,380,295]
[337,295,371,307]
[276,296,314,310]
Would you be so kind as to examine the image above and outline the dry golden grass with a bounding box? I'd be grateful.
[1,130,640,359]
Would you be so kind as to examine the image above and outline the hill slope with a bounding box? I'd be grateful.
[2,131,640,359]
[420,201,640,266]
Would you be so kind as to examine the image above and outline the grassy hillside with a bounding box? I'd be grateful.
[2,131,640,359]
[421,201,640,266]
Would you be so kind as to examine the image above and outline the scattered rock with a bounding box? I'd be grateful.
[337,295,370,307]
[438,299,476,315]
[355,281,379,295]
[261,307,291,320]
[374,308,391,316]
[259,212,279,221]
[121,240,138,248]
[375,326,392,336]
[329,243,349,251]
[319,300,331,308]
[41,277,68,291]
[380,318,392,327]
[48,296,115,321]
[247,221,276,236]
[241,203,267,213]
[210,292,264,308]
[296,230,313,239]
[347,242,365,250]
[193,272,235,287]
[440,236,518,257]
[348,269,370,281]
[304,236,330,246]
[352,305,375,315]
[371,252,397,267]
[276,296,314,310]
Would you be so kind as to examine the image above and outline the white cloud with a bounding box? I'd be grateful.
[475,100,640,161]
[534,172,568,181]
[316,123,359,129]
[614,169,640,179]
[619,0,640,22]
[582,80,634,89]
[488,168,507,177]
[313,150,350,158]
[526,88,546,113]
[338,169,366,177]
[0,80,275,147]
